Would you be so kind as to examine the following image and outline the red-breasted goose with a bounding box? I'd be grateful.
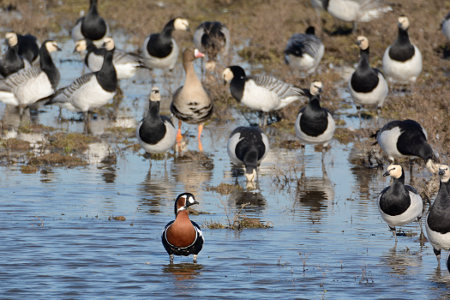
[162,193,204,264]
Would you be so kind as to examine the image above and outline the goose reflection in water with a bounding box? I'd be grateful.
[295,162,334,223]
[139,166,174,214]
[380,246,423,276]
[171,151,213,197]
[229,188,267,214]
[163,263,203,282]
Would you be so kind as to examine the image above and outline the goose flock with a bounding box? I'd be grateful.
[0,0,448,269]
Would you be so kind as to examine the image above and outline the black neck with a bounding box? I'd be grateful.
[96,49,117,92]
[39,43,60,89]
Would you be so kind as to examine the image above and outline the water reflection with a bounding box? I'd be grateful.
[163,263,203,281]
[380,246,423,276]
[295,163,334,223]
[172,151,213,197]
[229,188,266,214]
[138,167,173,214]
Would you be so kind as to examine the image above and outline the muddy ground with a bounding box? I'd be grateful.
[0,0,448,189]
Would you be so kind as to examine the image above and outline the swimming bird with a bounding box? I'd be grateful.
[136,86,176,163]
[284,26,324,75]
[74,39,145,80]
[227,126,270,183]
[295,81,335,154]
[171,48,213,152]
[382,16,422,83]
[48,37,117,130]
[425,164,450,267]
[0,32,28,77]
[0,40,60,116]
[311,0,392,33]
[16,33,39,65]
[142,17,190,71]
[349,36,388,120]
[222,65,307,126]
[71,0,109,46]
[162,192,204,264]
[377,164,423,243]
[375,119,439,174]
[193,21,230,71]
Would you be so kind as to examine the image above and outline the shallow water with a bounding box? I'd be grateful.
[0,35,449,299]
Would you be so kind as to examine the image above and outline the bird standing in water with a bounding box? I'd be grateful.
[162,193,204,264]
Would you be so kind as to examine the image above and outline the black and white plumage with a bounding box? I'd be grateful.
[227,126,270,182]
[0,40,60,112]
[382,16,422,83]
[222,65,307,126]
[349,36,388,117]
[0,32,29,78]
[295,81,335,148]
[442,13,450,40]
[16,33,39,65]
[375,119,439,173]
[377,164,423,242]
[75,39,145,80]
[311,0,392,31]
[284,26,324,75]
[142,17,189,71]
[426,165,450,266]
[48,37,117,116]
[137,87,176,155]
[162,193,204,264]
[71,0,109,46]
[193,21,230,71]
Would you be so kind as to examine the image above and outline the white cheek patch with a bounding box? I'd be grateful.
[188,196,195,204]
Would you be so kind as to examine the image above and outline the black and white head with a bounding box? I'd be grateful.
[383,164,403,179]
[102,37,115,51]
[174,192,199,215]
[310,81,323,96]
[45,40,61,53]
[150,86,160,102]
[174,18,190,31]
[398,16,410,31]
[356,36,369,51]
[5,32,18,47]
[74,39,87,53]
[222,67,234,84]
[438,164,449,182]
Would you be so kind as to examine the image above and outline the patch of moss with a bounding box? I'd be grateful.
[206,183,242,195]
[28,153,87,167]
[1,138,31,151]
[49,133,99,154]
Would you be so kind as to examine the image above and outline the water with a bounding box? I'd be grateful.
[0,36,449,299]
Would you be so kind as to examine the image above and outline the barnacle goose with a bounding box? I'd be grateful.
[193,21,230,72]
[227,126,270,183]
[382,16,422,83]
[222,65,307,126]
[284,26,324,75]
[377,164,423,243]
[0,40,60,115]
[349,36,388,120]
[142,17,189,71]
